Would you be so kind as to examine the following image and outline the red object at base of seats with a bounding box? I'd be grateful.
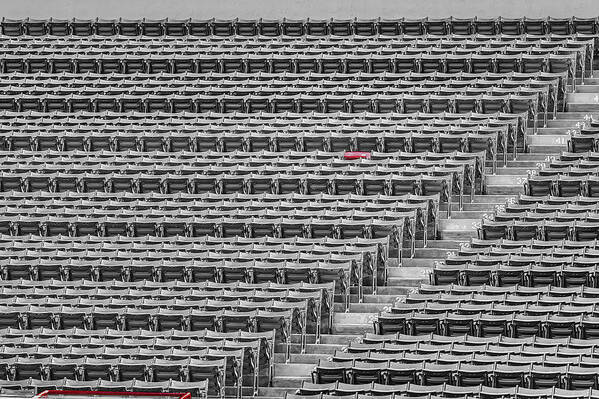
[344,151,371,160]
[35,391,191,399]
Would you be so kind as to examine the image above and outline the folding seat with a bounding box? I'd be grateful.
[210,19,234,35]
[116,18,141,35]
[584,176,599,197]
[141,18,166,35]
[159,18,187,35]
[454,364,494,387]
[87,308,121,330]
[195,56,220,74]
[92,95,119,112]
[219,56,244,74]
[68,18,93,35]
[319,55,343,74]
[220,95,246,113]
[447,17,473,34]
[196,95,220,113]
[25,56,51,74]
[306,18,329,35]
[185,358,225,398]
[96,379,135,392]
[255,18,281,35]
[313,360,350,384]
[380,362,416,386]
[472,17,499,34]
[572,222,599,241]
[328,19,353,36]
[0,55,25,74]
[497,17,524,34]
[0,18,24,35]
[427,18,451,35]
[168,380,209,397]
[528,265,561,287]
[115,357,150,381]
[20,18,46,35]
[0,306,22,329]
[46,358,79,381]
[180,18,209,35]
[489,364,529,388]
[524,176,555,196]
[572,17,599,34]
[94,18,118,35]
[545,17,572,34]
[16,95,42,112]
[562,366,599,390]
[8,357,44,380]
[280,18,305,36]
[557,176,587,197]
[419,363,458,386]
[375,19,401,35]
[373,95,401,113]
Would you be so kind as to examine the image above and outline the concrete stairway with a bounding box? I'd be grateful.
[248,81,598,399]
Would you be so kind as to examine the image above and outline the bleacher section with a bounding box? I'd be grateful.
[0,15,595,399]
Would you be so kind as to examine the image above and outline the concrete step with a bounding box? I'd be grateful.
[490,167,536,175]
[439,210,491,219]
[371,286,417,295]
[275,343,343,355]
[485,175,526,195]
[442,202,497,212]
[257,387,297,397]
[532,127,571,135]
[363,294,406,303]
[545,120,584,128]
[414,247,460,258]
[567,93,599,102]
[569,85,599,93]
[471,195,516,203]
[566,103,599,112]
[509,154,562,162]
[501,161,551,168]
[349,302,391,312]
[554,112,596,119]
[332,313,374,335]
[388,265,432,276]
[485,184,524,195]
[415,240,462,249]
[283,353,330,363]
[402,258,438,267]
[290,334,358,346]
[272,376,311,388]
[439,218,478,240]
[275,363,314,376]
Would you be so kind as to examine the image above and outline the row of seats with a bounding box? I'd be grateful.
[0,378,208,398]
[336,344,599,361]
[0,326,274,389]
[0,93,542,126]
[476,219,599,241]
[0,53,577,78]
[0,41,588,54]
[2,17,599,36]
[361,331,599,346]
[293,381,599,398]
[432,264,599,287]
[0,125,503,159]
[418,283,599,296]
[0,304,292,337]
[392,299,599,314]
[312,359,599,388]
[0,356,225,391]
[374,311,599,337]
[0,71,566,87]
[0,108,527,127]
